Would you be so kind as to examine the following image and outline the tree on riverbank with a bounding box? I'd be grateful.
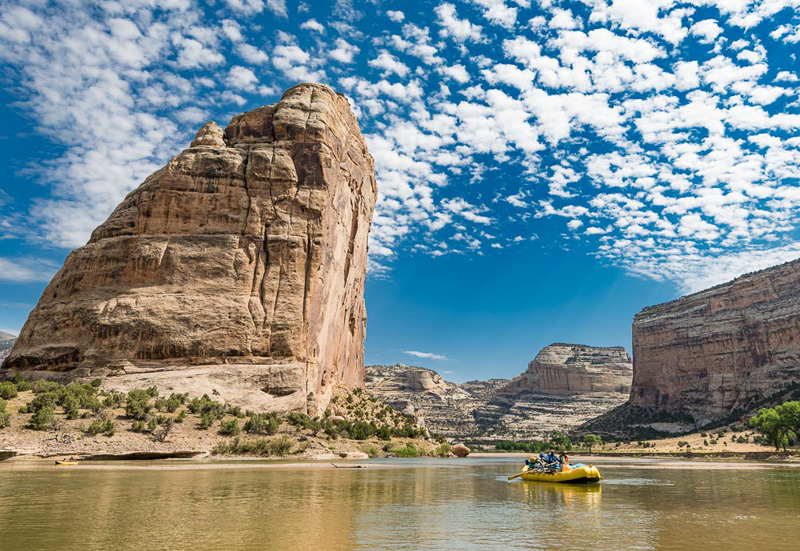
[749,401,800,451]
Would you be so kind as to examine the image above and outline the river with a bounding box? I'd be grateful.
[1,457,798,551]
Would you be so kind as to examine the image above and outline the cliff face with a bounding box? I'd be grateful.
[499,344,632,395]
[365,344,631,440]
[631,258,800,426]
[4,83,377,414]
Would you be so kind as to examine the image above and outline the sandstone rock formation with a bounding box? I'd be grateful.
[451,443,470,457]
[366,345,632,441]
[3,83,377,414]
[499,344,632,395]
[631,258,800,426]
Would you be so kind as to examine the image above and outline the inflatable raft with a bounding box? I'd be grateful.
[54,460,78,466]
[519,464,601,484]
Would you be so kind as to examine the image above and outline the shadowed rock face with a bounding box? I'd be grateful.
[499,344,632,395]
[631,258,800,426]
[3,83,377,414]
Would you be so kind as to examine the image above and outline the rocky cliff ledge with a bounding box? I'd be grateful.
[499,343,632,395]
[631,259,800,426]
[3,83,377,415]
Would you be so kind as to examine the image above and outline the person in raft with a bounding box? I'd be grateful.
[559,453,572,472]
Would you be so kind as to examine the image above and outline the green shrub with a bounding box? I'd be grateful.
[434,443,452,457]
[360,444,381,458]
[103,391,125,409]
[32,380,62,394]
[147,417,158,432]
[30,406,56,430]
[0,382,18,399]
[86,419,115,437]
[29,392,59,413]
[0,399,10,428]
[244,413,280,435]
[125,389,152,420]
[175,410,187,423]
[199,411,216,430]
[12,372,31,392]
[187,395,226,417]
[213,435,294,457]
[269,435,293,455]
[388,442,421,457]
[165,393,187,413]
[219,418,241,436]
[131,420,146,433]
[154,397,167,412]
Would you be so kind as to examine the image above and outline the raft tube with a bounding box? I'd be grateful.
[519,464,601,483]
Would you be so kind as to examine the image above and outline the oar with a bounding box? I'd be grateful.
[507,471,525,481]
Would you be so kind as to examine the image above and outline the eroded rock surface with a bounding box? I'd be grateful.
[0,332,15,364]
[499,344,632,395]
[3,83,377,414]
[631,259,800,426]
[366,344,632,441]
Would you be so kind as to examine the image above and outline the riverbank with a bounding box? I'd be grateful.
[0,381,451,462]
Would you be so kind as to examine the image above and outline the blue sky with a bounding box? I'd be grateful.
[1,0,799,381]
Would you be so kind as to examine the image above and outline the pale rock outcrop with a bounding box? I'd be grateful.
[3,83,377,414]
[499,344,633,395]
[631,258,800,426]
[365,349,631,441]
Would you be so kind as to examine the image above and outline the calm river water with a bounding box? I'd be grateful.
[1,457,799,551]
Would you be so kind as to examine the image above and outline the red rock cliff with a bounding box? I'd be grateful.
[630,258,800,425]
[3,83,377,413]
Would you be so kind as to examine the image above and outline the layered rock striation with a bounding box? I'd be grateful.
[498,343,632,395]
[366,343,632,440]
[631,258,800,426]
[3,83,377,414]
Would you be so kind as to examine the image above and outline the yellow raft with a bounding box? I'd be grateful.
[519,464,602,484]
[54,460,78,466]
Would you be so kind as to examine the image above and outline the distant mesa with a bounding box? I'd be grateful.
[2,83,377,415]
[498,343,632,396]
[630,258,800,427]
[0,331,16,364]
[365,342,632,440]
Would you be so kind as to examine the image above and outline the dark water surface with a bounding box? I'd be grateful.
[1,457,799,551]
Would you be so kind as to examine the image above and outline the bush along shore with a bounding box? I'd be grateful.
[468,426,800,462]
[0,376,458,461]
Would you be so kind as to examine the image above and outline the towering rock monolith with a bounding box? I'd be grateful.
[4,83,377,414]
[630,259,800,426]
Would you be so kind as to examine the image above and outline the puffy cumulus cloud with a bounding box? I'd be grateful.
[369,51,409,77]
[329,38,360,64]
[691,19,723,42]
[435,3,483,42]
[3,0,800,292]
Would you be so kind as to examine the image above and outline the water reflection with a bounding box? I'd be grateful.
[0,460,799,551]
[515,480,602,509]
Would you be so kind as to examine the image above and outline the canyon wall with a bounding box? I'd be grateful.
[3,83,377,414]
[499,343,632,395]
[366,343,632,440]
[631,259,800,426]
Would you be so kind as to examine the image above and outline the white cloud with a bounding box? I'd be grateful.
[330,38,360,64]
[226,65,258,90]
[435,3,483,42]
[691,19,723,42]
[386,10,405,22]
[369,51,408,77]
[300,19,325,32]
[403,350,449,361]
[238,43,269,64]
[0,257,59,283]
